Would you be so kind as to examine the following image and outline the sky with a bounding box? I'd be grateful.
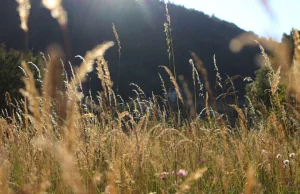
[171,0,300,41]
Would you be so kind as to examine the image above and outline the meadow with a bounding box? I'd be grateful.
[1,0,300,193]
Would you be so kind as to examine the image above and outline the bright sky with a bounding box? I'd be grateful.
[171,0,300,41]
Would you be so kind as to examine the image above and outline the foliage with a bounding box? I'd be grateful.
[245,65,287,109]
[0,44,42,111]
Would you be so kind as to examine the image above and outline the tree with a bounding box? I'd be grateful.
[0,44,42,111]
[245,64,286,111]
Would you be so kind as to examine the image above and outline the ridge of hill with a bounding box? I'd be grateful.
[0,0,263,101]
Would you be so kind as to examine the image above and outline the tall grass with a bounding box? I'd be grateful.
[1,0,300,193]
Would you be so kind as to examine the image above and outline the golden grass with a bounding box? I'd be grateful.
[160,66,184,104]
[4,1,300,193]
[112,23,122,93]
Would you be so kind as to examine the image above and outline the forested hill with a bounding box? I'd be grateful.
[0,0,265,100]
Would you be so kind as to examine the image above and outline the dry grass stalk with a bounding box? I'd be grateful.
[19,61,42,135]
[218,156,229,194]
[164,22,171,61]
[5,92,15,122]
[96,56,115,108]
[191,52,215,104]
[74,42,114,85]
[112,23,121,61]
[64,42,113,149]
[96,59,107,97]
[5,92,11,107]
[42,45,65,127]
[130,83,146,98]
[205,92,211,127]
[213,55,223,89]
[161,66,184,104]
[105,172,119,194]
[177,167,207,194]
[286,29,300,104]
[189,59,197,110]
[293,29,300,63]
[225,74,239,105]
[118,111,136,130]
[164,1,177,79]
[158,73,168,101]
[21,99,29,130]
[34,138,86,194]
[16,0,31,32]
[164,2,172,61]
[230,104,247,136]
[271,66,281,95]
[189,59,203,114]
[100,57,113,94]
[112,23,122,92]
[244,165,258,194]
[179,75,196,120]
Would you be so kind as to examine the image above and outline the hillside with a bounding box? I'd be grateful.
[0,0,261,100]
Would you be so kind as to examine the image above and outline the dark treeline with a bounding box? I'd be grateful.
[1,0,280,104]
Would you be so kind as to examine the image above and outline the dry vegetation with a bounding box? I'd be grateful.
[1,0,300,193]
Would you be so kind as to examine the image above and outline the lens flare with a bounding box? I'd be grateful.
[42,0,61,10]
[42,0,67,26]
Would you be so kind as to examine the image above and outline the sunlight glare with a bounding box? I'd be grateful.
[42,0,61,10]
[42,0,67,26]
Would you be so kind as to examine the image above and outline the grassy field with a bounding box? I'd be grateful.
[1,0,300,193]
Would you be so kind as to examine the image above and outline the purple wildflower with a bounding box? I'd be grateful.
[160,172,169,180]
[177,169,188,177]
[200,157,206,163]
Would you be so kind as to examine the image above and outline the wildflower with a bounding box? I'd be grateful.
[261,149,268,155]
[105,185,112,194]
[160,172,168,180]
[200,157,206,164]
[289,153,295,158]
[177,169,188,177]
[276,154,282,159]
[283,160,289,165]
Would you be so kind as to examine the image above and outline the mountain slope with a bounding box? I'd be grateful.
[0,0,261,100]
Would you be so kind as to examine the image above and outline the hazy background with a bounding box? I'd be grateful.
[172,0,300,41]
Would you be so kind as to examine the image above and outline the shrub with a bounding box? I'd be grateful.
[0,44,42,112]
